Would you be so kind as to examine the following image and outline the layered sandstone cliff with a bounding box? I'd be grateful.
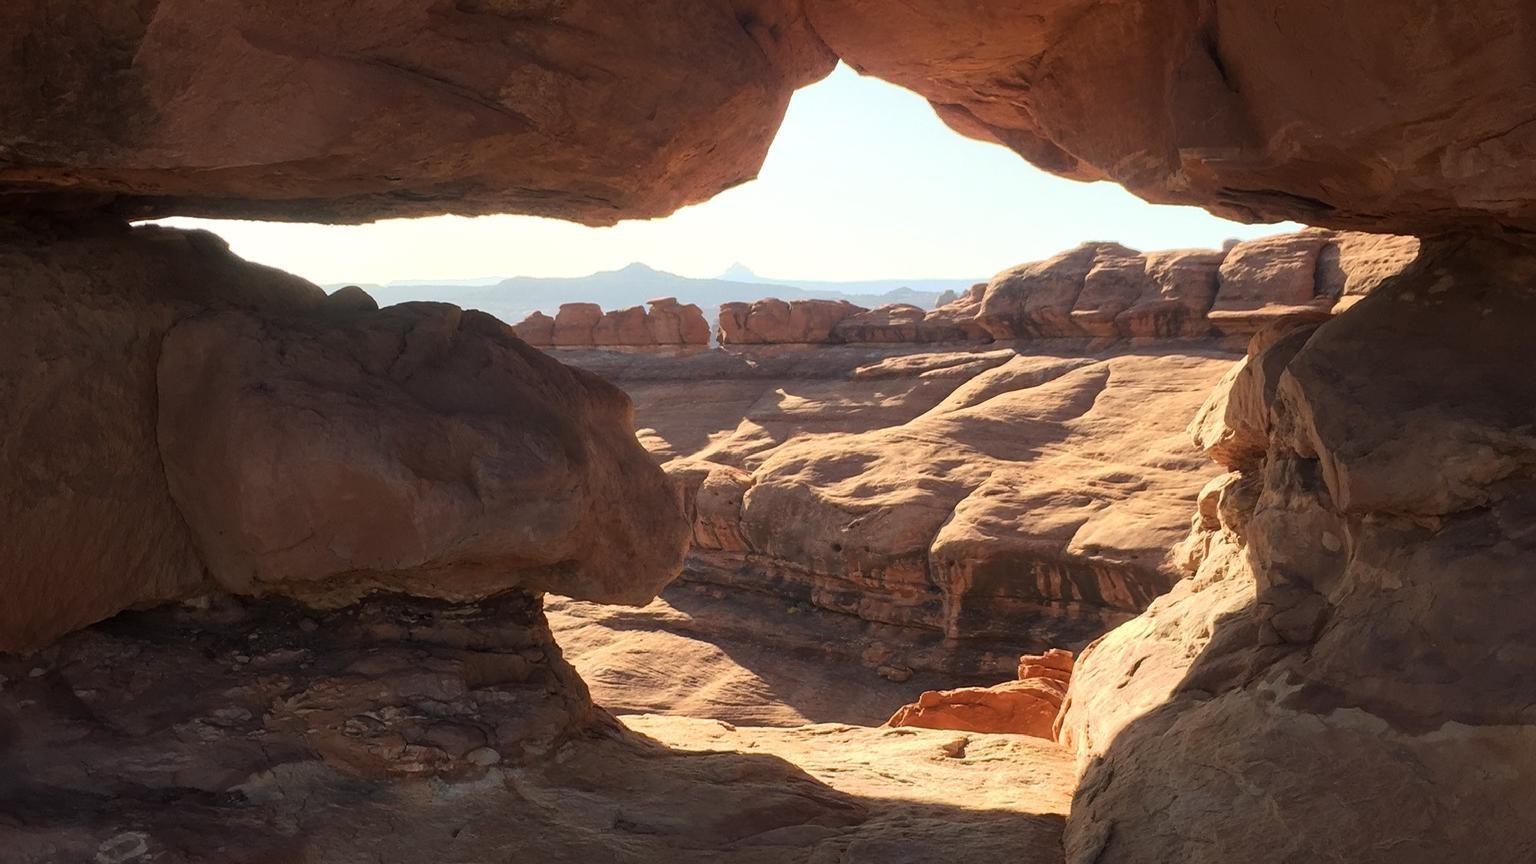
[709,229,1418,346]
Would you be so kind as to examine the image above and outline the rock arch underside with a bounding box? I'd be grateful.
[3,2,1534,863]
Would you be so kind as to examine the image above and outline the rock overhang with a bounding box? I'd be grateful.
[4,1,1534,234]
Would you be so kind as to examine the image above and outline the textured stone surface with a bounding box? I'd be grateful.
[1059,235,1536,863]
[522,298,710,348]
[0,0,835,223]
[888,649,1073,738]
[0,592,1075,864]
[158,303,688,608]
[700,231,1413,347]
[0,221,688,650]
[565,344,1237,670]
[718,298,866,344]
[804,0,1536,233]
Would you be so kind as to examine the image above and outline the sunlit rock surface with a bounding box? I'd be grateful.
[1,220,688,651]
[1058,236,1536,863]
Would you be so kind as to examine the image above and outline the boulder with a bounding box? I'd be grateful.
[0,222,689,651]
[158,304,689,608]
[646,297,710,346]
[552,302,603,347]
[887,649,1074,738]
[592,304,654,346]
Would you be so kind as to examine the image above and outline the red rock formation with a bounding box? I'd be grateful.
[593,305,653,346]
[831,303,925,343]
[646,297,711,346]
[0,0,835,223]
[887,649,1073,738]
[518,299,709,349]
[1058,236,1536,863]
[1,222,689,651]
[605,346,1235,664]
[552,302,603,347]
[803,0,1536,233]
[512,310,556,347]
[717,298,865,344]
[709,231,1413,347]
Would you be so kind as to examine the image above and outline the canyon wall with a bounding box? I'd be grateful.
[1055,235,1536,862]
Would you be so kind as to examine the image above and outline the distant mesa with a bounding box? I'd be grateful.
[718,262,762,282]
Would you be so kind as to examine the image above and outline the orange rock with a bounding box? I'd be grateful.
[553,302,602,347]
[887,648,1074,738]
[646,297,710,346]
[593,305,653,346]
[717,298,865,344]
[511,310,555,347]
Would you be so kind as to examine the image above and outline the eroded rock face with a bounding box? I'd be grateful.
[1059,235,1536,863]
[805,0,1536,233]
[522,298,710,348]
[0,221,689,650]
[888,649,1073,738]
[703,231,1416,347]
[566,344,1238,673]
[7,591,1074,864]
[718,298,866,344]
[0,0,835,223]
[5,3,1533,236]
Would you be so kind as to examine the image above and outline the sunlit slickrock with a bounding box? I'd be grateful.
[1059,236,1536,864]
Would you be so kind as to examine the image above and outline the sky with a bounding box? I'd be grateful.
[157,64,1298,286]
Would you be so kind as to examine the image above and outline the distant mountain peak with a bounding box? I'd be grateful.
[719,262,762,282]
[615,261,662,275]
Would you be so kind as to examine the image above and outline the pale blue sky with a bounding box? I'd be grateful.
[161,64,1298,285]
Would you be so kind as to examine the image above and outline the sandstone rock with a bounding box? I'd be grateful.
[1059,235,1536,863]
[832,303,926,343]
[919,284,994,343]
[158,302,689,608]
[0,586,1076,863]
[594,346,1235,653]
[647,297,710,346]
[1319,232,1422,313]
[0,221,319,652]
[0,222,688,651]
[804,0,1536,233]
[553,302,603,347]
[1207,230,1334,334]
[887,649,1073,738]
[717,298,865,344]
[512,310,556,347]
[324,284,379,313]
[0,0,835,223]
[976,243,1139,339]
[1112,249,1226,338]
[593,304,653,346]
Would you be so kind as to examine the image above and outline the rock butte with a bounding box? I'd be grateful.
[3,3,1534,862]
